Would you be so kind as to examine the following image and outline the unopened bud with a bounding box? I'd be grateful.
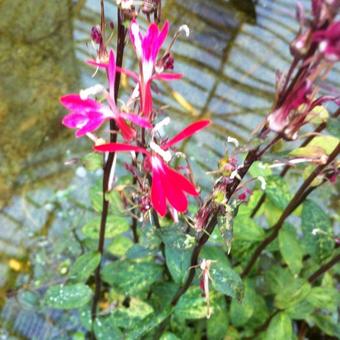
[91,25,102,45]
[290,30,311,57]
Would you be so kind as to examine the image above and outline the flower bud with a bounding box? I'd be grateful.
[290,30,311,58]
[91,25,102,45]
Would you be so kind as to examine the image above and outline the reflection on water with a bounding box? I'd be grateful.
[0,0,339,338]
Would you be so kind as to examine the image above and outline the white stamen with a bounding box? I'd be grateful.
[150,140,172,162]
[153,117,171,133]
[227,136,239,148]
[178,25,190,38]
[257,176,266,190]
[131,22,142,58]
[80,84,105,100]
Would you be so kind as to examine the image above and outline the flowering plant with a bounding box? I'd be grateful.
[40,0,340,338]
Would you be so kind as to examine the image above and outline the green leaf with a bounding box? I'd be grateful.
[249,161,272,178]
[310,314,340,337]
[230,280,255,327]
[108,236,133,257]
[165,246,191,284]
[17,290,40,309]
[278,227,303,275]
[94,317,124,340]
[308,135,339,155]
[174,287,207,320]
[265,266,295,294]
[264,313,292,340]
[44,283,92,309]
[126,307,172,340]
[105,190,125,213]
[327,117,340,138]
[69,252,101,282]
[126,244,154,259]
[275,280,311,309]
[101,260,162,295]
[82,152,102,171]
[307,287,339,312]
[265,176,292,210]
[89,184,103,213]
[233,215,265,242]
[207,296,229,339]
[161,226,195,284]
[301,200,334,262]
[160,333,181,340]
[289,145,328,159]
[286,300,314,320]
[82,215,129,240]
[110,297,154,329]
[210,263,244,301]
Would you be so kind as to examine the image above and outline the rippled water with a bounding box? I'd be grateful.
[0,0,339,338]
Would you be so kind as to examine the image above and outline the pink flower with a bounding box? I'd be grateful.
[60,94,109,137]
[62,50,151,139]
[268,80,312,133]
[313,21,340,61]
[129,20,183,117]
[94,120,211,216]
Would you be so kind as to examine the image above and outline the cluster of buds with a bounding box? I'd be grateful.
[60,17,210,220]
[267,0,340,139]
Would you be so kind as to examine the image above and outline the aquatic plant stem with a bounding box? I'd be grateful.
[91,7,127,322]
[242,143,340,278]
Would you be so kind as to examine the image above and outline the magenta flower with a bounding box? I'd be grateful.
[61,94,109,137]
[62,50,151,139]
[129,20,183,117]
[313,21,340,61]
[268,80,312,133]
[94,120,211,216]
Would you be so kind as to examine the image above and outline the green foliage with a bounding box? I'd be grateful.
[69,251,101,282]
[264,313,292,340]
[301,200,334,262]
[265,175,292,210]
[278,226,303,275]
[101,260,163,295]
[43,283,92,309]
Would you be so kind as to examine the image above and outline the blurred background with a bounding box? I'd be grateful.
[0,0,339,338]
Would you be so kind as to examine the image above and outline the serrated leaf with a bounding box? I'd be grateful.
[233,215,265,242]
[82,215,129,239]
[301,200,334,262]
[264,313,292,340]
[311,314,340,337]
[210,264,244,301]
[308,135,339,155]
[286,300,314,320]
[160,332,181,340]
[265,176,292,210]
[94,317,124,340]
[207,296,229,339]
[279,227,303,275]
[101,261,162,295]
[126,307,172,340]
[249,161,272,178]
[275,280,311,309]
[307,287,339,312]
[44,283,92,309]
[165,246,191,284]
[289,145,327,159]
[108,236,133,257]
[230,280,255,326]
[174,287,207,320]
[69,251,101,282]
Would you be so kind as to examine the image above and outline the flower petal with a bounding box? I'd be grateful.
[162,120,211,149]
[115,117,136,141]
[95,143,148,154]
[153,72,183,81]
[62,112,87,129]
[107,50,116,98]
[151,161,167,216]
[60,94,101,111]
[165,164,198,196]
[120,112,153,128]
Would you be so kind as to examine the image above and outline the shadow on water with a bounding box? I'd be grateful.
[0,0,339,338]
